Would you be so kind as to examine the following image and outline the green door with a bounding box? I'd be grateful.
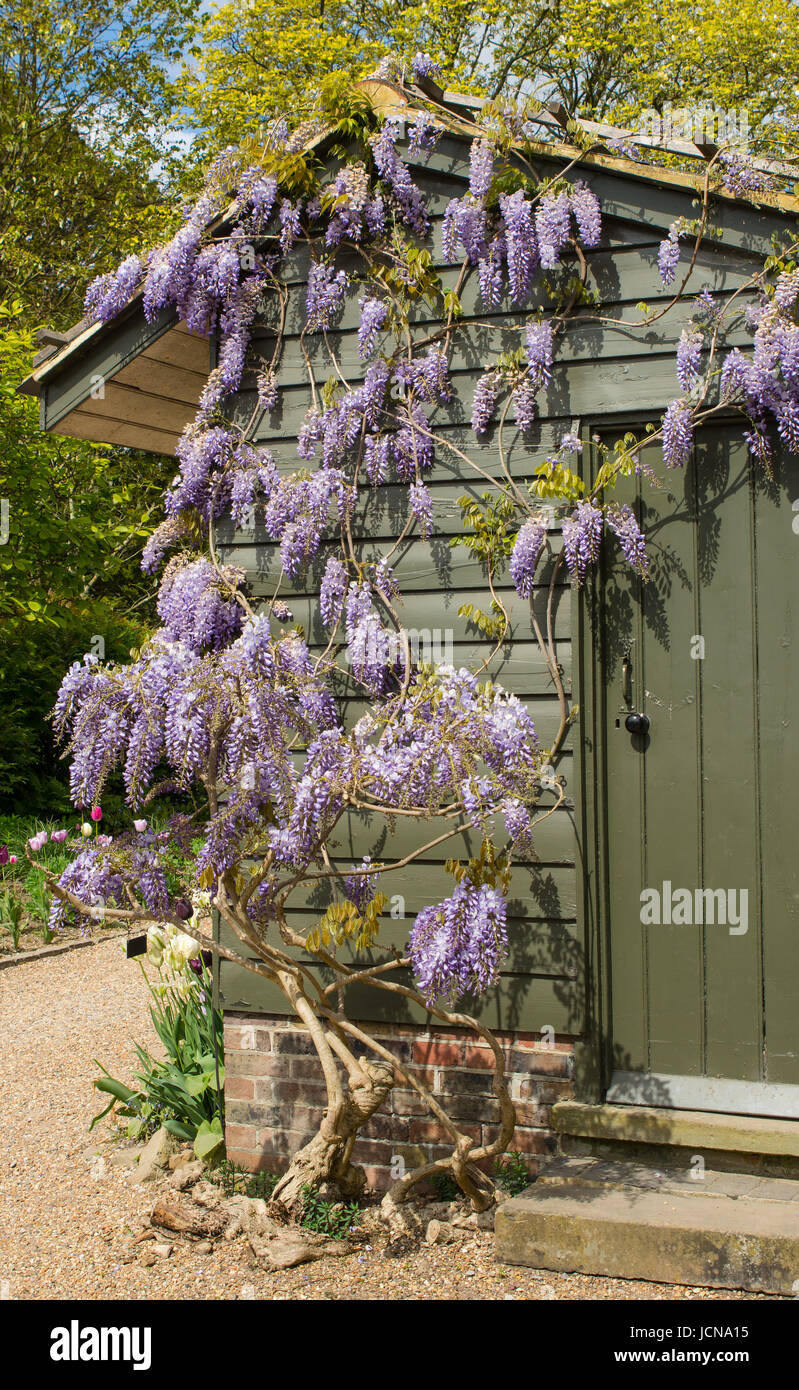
[593,422,799,1116]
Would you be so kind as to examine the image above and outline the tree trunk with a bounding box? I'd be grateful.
[271,1059,394,1211]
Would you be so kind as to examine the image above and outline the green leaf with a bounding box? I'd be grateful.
[194,1118,225,1162]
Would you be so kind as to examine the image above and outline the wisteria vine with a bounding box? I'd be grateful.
[33,63,799,1208]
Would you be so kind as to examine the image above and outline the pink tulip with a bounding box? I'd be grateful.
[90,807,103,822]
[9,855,16,864]
[50,829,68,843]
[133,819,147,833]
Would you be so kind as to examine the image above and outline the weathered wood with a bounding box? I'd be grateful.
[218,956,584,1034]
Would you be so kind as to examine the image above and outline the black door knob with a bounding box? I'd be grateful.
[625,711,650,735]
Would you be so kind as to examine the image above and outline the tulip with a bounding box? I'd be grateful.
[8,855,16,864]
[133,819,147,833]
[90,807,102,822]
[0,845,7,865]
[169,932,201,969]
[146,924,167,967]
[50,829,68,843]
[80,823,93,839]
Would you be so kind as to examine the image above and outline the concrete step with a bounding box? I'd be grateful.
[552,1100,799,1179]
[494,1156,799,1293]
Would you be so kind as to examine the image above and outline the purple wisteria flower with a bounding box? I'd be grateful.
[410,52,442,82]
[570,182,602,247]
[469,139,494,200]
[509,520,548,597]
[658,222,685,287]
[408,879,509,1004]
[306,262,348,332]
[662,399,694,468]
[319,556,348,627]
[526,319,553,388]
[692,289,725,325]
[84,255,143,323]
[407,112,438,159]
[499,191,538,302]
[775,269,799,312]
[676,328,703,391]
[535,191,571,269]
[562,501,603,584]
[606,504,649,577]
[719,152,775,200]
[471,371,500,434]
[410,482,434,538]
[357,297,388,359]
[157,556,245,653]
[370,120,429,236]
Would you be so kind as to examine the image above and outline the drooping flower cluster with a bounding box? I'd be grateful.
[509,519,548,597]
[662,398,694,468]
[325,162,386,248]
[676,328,703,391]
[370,120,430,236]
[606,504,649,577]
[443,171,601,308]
[658,220,687,287]
[84,254,143,322]
[409,879,509,1003]
[306,262,349,332]
[562,501,603,584]
[156,556,246,653]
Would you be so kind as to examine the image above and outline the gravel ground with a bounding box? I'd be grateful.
[0,941,772,1302]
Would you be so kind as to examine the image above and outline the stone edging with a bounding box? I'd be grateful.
[0,937,99,970]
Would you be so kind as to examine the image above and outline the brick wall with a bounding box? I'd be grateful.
[224,1011,575,1190]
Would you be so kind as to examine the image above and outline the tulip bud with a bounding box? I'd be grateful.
[133,819,147,833]
[80,822,93,839]
[90,807,103,822]
[174,897,193,920]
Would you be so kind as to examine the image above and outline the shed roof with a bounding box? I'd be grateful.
[18,78,799,456]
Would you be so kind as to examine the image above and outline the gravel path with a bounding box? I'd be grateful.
[0,941,771,1301]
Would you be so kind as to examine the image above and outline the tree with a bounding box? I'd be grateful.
[0,0,196,327]
[0,306,170,811]
[33,76,799,1211]
[178,0,799,158]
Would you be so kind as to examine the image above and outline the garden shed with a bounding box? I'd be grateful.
[20,77,799,1202]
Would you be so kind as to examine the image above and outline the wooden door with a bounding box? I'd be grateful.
[592,423,799,1115]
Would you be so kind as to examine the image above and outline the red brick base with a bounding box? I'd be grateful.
[224,1012,575,1191]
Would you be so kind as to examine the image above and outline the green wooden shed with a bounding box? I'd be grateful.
[20,80,799,1178]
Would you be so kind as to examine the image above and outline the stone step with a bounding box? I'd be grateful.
[494,1156,799,1293]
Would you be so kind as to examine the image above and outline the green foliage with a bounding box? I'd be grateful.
[493,1149,533,1195]
[430,1169,460,1201]
[0,889,24,950]
[529,460,586,503]
[91,957,226,1160]
[177,0,799,162]
[0,0,196,328]
[298,1184,361,1239]
[218,1159,279,1199]
[451,492,516,570]
[306,890,389,953]
[0,314,170,812]
[445,838,512,894]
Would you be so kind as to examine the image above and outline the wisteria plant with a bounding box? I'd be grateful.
[28,62,799,1213]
